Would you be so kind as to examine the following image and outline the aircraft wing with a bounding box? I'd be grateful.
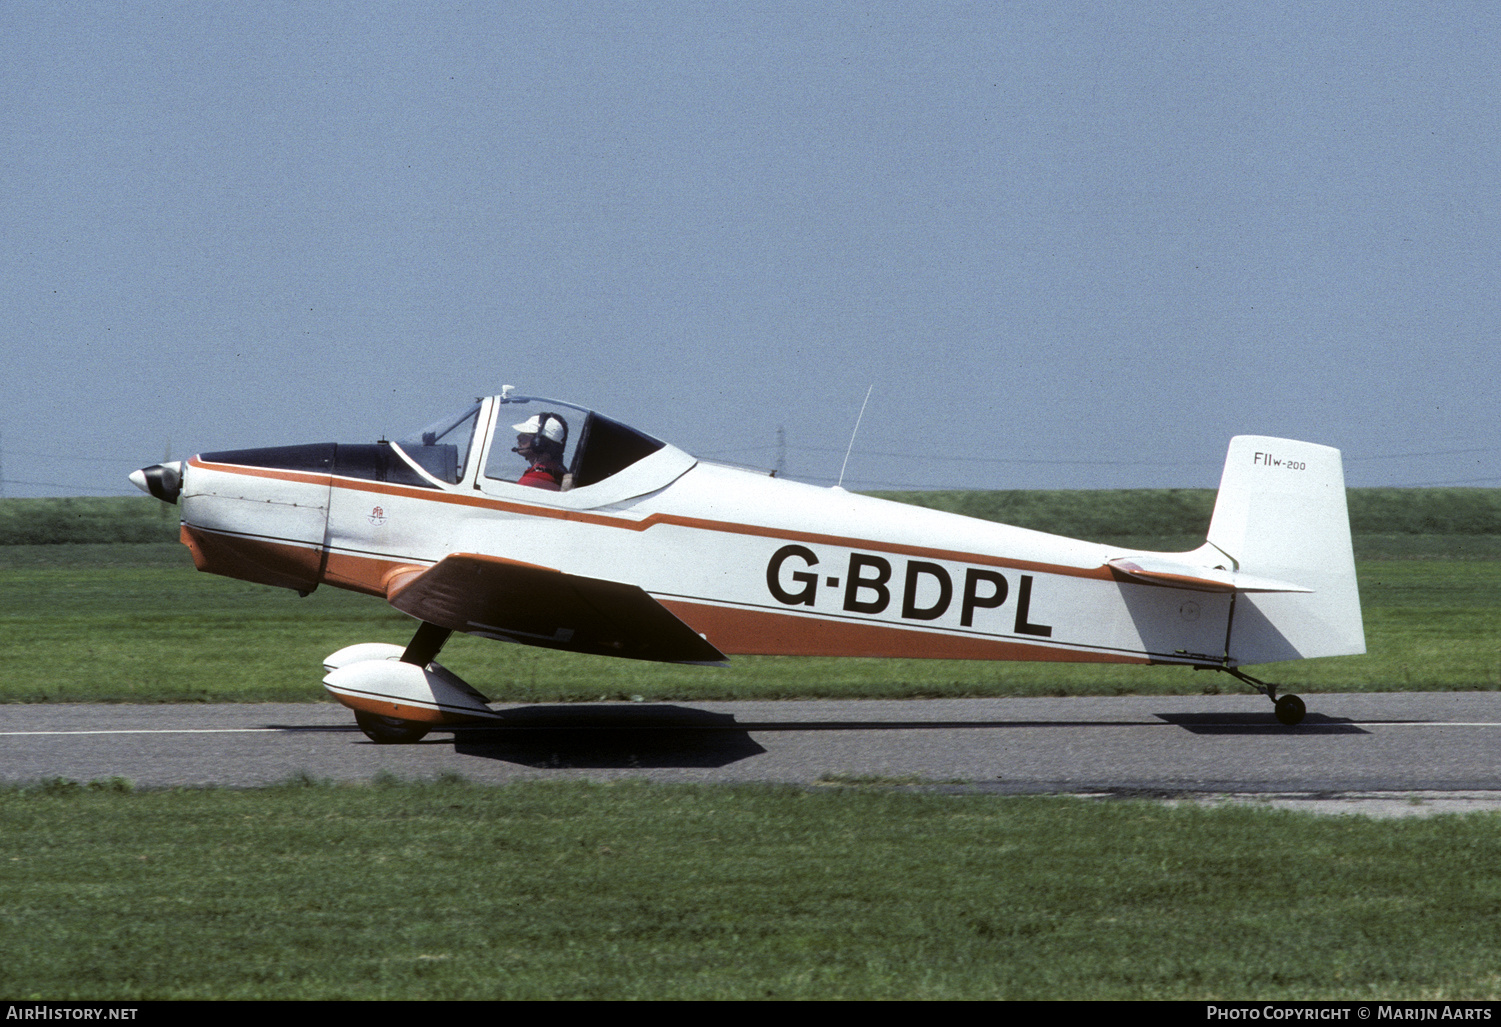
[384,553,727,664]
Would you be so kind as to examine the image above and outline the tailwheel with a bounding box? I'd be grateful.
[354,710,432,744]
[1211,666,1310,726]
[1274,694,1307,727]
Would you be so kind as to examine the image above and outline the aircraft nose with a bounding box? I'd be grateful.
[130,461,184,504]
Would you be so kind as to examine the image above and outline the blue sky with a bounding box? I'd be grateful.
[4,1,1496,496]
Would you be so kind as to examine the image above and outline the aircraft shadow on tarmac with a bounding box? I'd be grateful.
[1154,712,1368,735]
[447,705,767,769]
[406,703,1372,769]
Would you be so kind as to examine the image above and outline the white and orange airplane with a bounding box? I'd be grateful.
[131,387,1363,741]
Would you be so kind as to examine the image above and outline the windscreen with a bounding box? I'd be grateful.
[393,402,481,484]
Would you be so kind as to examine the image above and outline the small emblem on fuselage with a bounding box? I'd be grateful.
[367,506,387,526]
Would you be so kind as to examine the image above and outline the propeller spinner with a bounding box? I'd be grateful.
[129,461,184,504]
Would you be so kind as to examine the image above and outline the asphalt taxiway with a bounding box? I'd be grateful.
[2,693,1498,813]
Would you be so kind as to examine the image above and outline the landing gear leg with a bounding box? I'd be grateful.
[1214,666,1307,726]
[402,621,453,666]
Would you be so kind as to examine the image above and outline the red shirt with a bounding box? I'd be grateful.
[518,460,564,491]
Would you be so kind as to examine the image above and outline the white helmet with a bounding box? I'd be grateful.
[512,413,567,446]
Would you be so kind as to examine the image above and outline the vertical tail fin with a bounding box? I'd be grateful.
[1205,436,1364,665]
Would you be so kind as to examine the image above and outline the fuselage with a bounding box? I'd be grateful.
[169,394,1236,669]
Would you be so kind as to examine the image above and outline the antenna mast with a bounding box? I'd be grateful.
[836,384,874,489]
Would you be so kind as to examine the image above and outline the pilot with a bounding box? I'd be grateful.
[512,412,569,490]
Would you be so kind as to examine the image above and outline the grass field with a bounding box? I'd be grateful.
[0,540,1495,703]
[872,486,1501,558]
[1,494,1497,1001]
[3,779,1500,1001]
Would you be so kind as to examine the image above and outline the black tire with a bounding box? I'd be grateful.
[1274,694,1307,726]
[354,711,432,744]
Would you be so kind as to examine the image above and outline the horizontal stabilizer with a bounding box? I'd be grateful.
[1107,554,1312,594]
[386,553,727,664]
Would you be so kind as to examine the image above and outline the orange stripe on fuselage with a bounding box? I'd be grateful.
[180,527,1152,665]
[188,459,334,489]
[321,550,429,598]
[180,524,324,592]
[658,599,1150,663]
[187,458,1116,581]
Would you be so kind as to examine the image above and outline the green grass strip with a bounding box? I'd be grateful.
[1,780,1498,1000]
[1,548,1495,702]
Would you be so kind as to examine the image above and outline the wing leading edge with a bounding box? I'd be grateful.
[385,553,727,664]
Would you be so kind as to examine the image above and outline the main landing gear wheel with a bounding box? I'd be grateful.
[354,711,432,744]
[1274,694,1307,727]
